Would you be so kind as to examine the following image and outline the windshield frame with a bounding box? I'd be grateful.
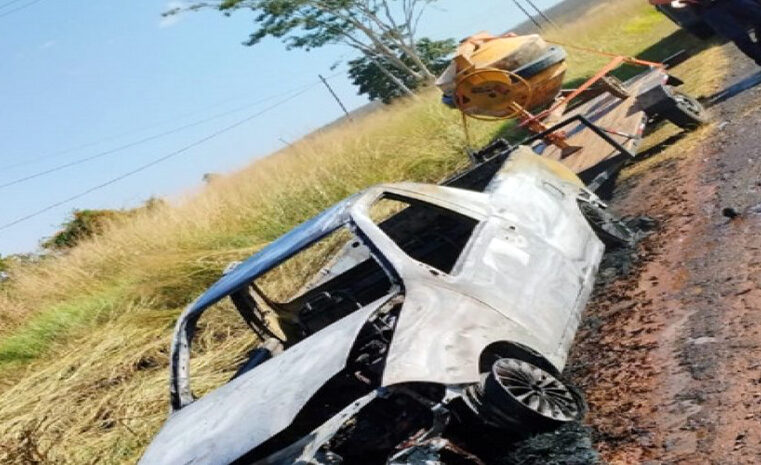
[169,192,402,410]
[168,183,486,410]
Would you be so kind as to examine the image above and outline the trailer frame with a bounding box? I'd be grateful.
[456,65,706,193]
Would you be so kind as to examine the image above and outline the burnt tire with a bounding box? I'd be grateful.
[662,90,708,131]
[579,200,636,248]
[514,46,568,80]
[482,358,586,435]
[599,76,630,99]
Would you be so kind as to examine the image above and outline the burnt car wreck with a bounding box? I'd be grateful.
[140,147,631,465]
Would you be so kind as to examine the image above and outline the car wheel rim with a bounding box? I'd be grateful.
[493,358,580,422]
[675,93,701,116]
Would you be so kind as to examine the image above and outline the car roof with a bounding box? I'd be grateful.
[186,194,359,315]
[183,180,491,317]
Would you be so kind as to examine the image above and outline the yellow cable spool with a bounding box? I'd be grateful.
[453,68,534,121]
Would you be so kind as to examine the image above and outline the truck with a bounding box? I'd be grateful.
[655,3,714,39]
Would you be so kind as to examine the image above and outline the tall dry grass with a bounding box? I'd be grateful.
[0,93,503,464]
[0,96,493,357]
[0,1,726,463]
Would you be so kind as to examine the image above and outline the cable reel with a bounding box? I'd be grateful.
[453,68,534,121]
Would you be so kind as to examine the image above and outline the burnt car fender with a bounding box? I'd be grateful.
[138,298,390,465]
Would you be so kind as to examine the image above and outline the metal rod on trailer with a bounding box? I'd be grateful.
[597,126,639,140]
[520,114,637,159]
[319,74,353,121]
[516,45,665,130]
[518,114,638,192]
[522,56,627,126]
[510,0,544,31]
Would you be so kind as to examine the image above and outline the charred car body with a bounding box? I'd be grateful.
[140,147,623,465]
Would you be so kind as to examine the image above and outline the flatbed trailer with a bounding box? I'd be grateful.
[454,65,706,193]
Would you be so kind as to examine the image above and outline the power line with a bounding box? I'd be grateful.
[0,82,319,190]
[0,0,44,18]
[0,77,335,232]
[1,93,280,171]
[522,0,560,30]
[0,85,307,172]
[0,0,26,10]
[510,0,543,31]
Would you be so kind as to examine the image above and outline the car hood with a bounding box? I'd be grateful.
[139,301,383,465]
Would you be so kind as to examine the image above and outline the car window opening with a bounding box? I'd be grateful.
[370,194,479,274]
[189,299,261,398]
[253,225,394,340]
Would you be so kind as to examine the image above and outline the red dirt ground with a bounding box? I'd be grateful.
[567,46,761,465]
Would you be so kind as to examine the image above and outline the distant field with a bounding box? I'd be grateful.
[0,2,728,463]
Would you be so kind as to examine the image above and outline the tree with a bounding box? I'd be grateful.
[41,198,166,251]
[42,209,120,251]
[348,37,454,103]
[203,172,222,184]
[165,0,441,91]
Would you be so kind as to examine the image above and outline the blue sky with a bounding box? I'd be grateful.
[0,0,562,255]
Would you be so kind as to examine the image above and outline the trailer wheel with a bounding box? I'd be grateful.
[482,358,586,435]
[662,91,707,130]
[579,200,635,248]
[599,76,630,99]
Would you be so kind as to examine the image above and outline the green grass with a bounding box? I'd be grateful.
[0,286,129,364]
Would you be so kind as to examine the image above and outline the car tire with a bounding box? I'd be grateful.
[662,91,708,131]
[514,46,568,80]
[578,200,636,248]
[481,358,587,435]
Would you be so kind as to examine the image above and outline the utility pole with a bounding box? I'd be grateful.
[510,0,543,31]
[318,74,352,122]
[523,0,561,30]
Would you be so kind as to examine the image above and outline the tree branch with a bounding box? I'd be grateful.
[173,0,438,82]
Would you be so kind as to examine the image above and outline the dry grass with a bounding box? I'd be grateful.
[0,97,490,355]
[0,2,731,463]
[544,2,674,81]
